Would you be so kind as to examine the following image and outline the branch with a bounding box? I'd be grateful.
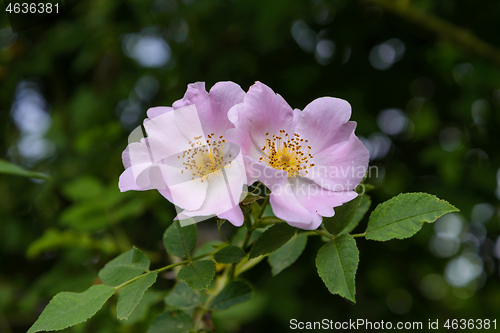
[362,0,500,66]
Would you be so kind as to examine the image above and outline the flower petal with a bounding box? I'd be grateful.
[172,81,245,137]
[306,133,369,191]
[296,97,353,154]
[147,106,173,119]
[218,205,244,227]
[269,177,358,230]
[144,104,205,162]
[208,81,245,136]
[244,156,288,188]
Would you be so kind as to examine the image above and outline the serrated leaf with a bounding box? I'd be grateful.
[125,291,163,325]
[165,281,201,309]
[27,285,115,333]
[163,221,197,257]
[341,195,371,235]
[249,223,297,259]
[268,233,308,276]
[316,234,358,303]
[214,246,245,264]
[0,159,49,180]
[365,193,459,241]
[117,271,158,320]
[99,247,150,287]
[324,194,363,235]
[177,260,216,290]
[147,310,192,333]
[210,280,253,311]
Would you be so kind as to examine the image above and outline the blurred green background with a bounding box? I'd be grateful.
[1,0,500,332]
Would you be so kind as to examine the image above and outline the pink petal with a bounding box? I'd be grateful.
[172,81,244,137]
[218,205,244,227]
[147,106,173,119]
[144,104,205,162]
[269,178,358,230]
[208,81,245,136]
[244,155,288,188]
[296,97,353,154]
[306,133,369,191]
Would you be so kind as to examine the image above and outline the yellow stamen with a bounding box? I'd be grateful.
[259,130,314,177]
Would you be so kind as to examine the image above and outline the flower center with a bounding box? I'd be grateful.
[178,133,232,182]
[260,130,314,177]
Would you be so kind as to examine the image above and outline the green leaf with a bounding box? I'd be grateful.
[163,221,197,257]
[177,260,216,290]
[251,201,261,223]
[125,291,163,325]
[268,233,308,276]
[117,271,158,320]
[323,194,363,235]
[165,281,201,310]
[214,245,245,264]
[0,159,49,180]
[99,247,150,287]
[210,280,253,311]
[249,223,297,259]
[341,195,371,235]
[316,234,359,303]
[365,193,459,241]
[147,310,192,333]
[27,285,116,333]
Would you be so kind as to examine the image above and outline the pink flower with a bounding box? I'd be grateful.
[227,82,369,230]
[119,82,247,226]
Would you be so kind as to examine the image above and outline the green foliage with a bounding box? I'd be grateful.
[177,260,217,290]
[0,159,49,180]
[316,234,359,303]
[249,223,297,259]
[268,233,308,276]
[214,245,246,264]
[98,247,150,287]
[165,281,201,310]
[163,221,197,257]
[117,271,158,320]
[210,280,253,312]
[148,310,192,333]
[26,228,117,259]
[365,193,459,241]
[27,285,116,333]
[341,195,372,235]
[323,194,363,235]
[240,192,264,205]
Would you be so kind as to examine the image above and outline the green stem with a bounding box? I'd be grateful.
[194,265,230,331]
[312,229,335,240]
[257,196,269,221]
[351,233,366,238]
[114,251,215,290]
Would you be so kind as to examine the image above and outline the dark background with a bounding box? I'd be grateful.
[1,0,500,332]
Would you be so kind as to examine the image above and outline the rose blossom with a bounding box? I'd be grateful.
[119,81,247,226]
[227,82,369,230]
